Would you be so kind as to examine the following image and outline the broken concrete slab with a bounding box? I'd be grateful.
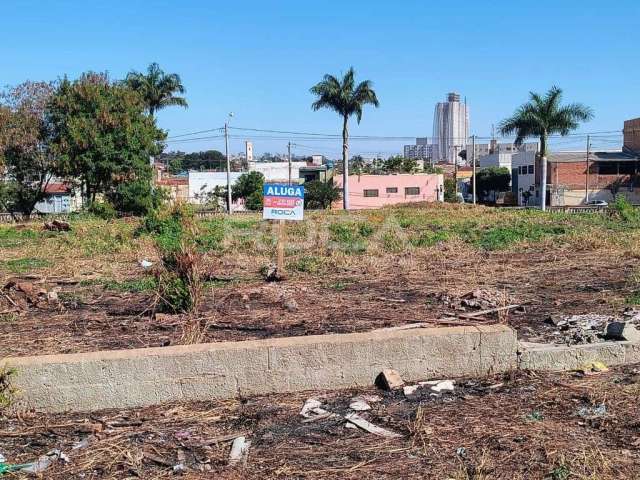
[375,369,404,391]
[605,322,640,342]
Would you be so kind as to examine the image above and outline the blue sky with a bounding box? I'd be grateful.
[2,0,639,157]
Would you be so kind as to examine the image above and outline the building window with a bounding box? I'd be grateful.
[405,187,420,196]
[598,162,617,175]
[386,187,398,193]
[528,165,534,174]
[619,162,635,175]
[363,189,379,197]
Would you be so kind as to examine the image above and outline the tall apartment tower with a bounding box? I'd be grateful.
[432,92,469,164]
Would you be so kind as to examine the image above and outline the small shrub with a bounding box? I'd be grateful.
[290,255,325,273]
[358,222,374,237]
[382,231,404,252]
[328,221,370,254]
[612,195,640,223]
[146,205,215,314]
[409,229,450,247]
[88,201,117,220]
[157,273,194,314]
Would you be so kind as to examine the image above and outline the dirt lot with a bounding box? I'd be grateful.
[1,204,640,357]
[1,365,639,479]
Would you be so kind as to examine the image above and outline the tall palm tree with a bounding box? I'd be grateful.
[310,67,379,210]
[125,63,188,117]
[499,86,593,210]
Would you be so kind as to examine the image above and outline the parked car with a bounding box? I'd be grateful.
[586,199,608,207]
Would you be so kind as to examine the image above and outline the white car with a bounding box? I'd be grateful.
[586,200,608,207]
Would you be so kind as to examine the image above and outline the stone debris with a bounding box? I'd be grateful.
[433,288,514,312]
[545,314,618,345]
[228,436,251,466]
[576,403,607,419]
[430,380,455,393]
[349,397,371,412]
[2,280,60,309]
[375,369,404,391]
[344,413,402,438]
[605,322,640,342]
[139,259,154,269]
[281,296,298,312]
[403,385,420,397]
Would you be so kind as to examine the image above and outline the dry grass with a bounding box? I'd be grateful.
[1,367,639,479]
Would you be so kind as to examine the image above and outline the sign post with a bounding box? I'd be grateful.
[263,184,304,278]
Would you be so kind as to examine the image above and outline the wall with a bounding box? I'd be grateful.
[548,160,640,205]
[333,174,443,210]
[249,161,307,183]
[188,171,243,205]
[624,118,640,153]
[479,152,513,170]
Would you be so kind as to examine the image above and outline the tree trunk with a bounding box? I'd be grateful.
[342,115,349,210]
[539,133,548,211]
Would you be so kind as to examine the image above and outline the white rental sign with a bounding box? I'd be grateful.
[262,184,304,221]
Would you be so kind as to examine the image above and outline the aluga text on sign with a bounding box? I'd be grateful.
[262,183,304,221]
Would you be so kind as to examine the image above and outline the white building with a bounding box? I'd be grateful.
[511,151,539,206]
[188,171,243,205]
[247,161,307,183]
[479,152,514,170]
[432,93,469,163]
[403,137,433,161]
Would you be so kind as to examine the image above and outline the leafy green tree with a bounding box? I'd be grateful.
[350,155,366,174]
[402,157,418,173]
[304,180,341,209]
[125,63,188,117]
[383,156,403,173]
[443,178,458,203]
[310,67,379,210]
[0,81,57,217]
[424,165,444,174]
[232,171,264,210]
[474,167,511,201]
[499,86,593,210]
[48,72,165,210]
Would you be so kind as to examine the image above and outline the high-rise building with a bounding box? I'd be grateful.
[403,137,433,161]
[432,92,469,163]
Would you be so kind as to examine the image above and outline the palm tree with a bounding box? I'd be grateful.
[499,86,593,210]
[125,63,188,117]
[310,67,379,210]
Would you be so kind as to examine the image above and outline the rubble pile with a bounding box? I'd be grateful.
[545,310,640,345]
[433,288,515,312]
[1,280,60,311]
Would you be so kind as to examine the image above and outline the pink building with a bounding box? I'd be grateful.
[333,174,444,210]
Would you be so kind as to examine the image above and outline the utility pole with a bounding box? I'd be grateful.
[224,115,233,214]
[452,146,458,198]
[471,135,476,205]
[585,135,590,204]
[287,141,292,185]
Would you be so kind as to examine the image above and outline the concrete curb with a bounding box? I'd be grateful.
[518,340,640,371]
[3,325,517,412]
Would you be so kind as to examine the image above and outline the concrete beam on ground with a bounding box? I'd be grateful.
[3,324,517,413]
[518,341,633,371]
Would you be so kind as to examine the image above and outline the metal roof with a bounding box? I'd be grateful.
[547,151,639,163]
